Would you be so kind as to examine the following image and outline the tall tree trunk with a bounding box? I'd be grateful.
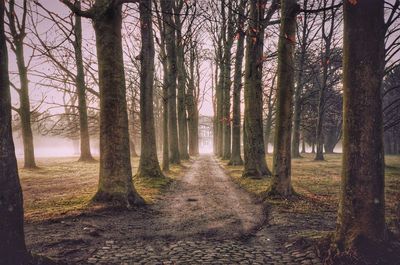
[136,0,164,179]
[221,1,235,160]
[15,43,36,169]
[74,1,94,162]
[92,3,143,207]
[315,75,327,160]
[175,11,190,160]
[162,91,170,170]
[161,0,180,164]
[187,43,199,156]
[229,1,245,166]
[242,0,273,179]
[7,0,36,169]
[291,0,309,159]
[213,60,218,155]
[315,1,335,161]
[216,55,224,157]
[0,2,30,261]
[333,0,385,256]
[269,0,298,196]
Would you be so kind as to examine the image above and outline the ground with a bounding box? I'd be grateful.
[21,154,400,264]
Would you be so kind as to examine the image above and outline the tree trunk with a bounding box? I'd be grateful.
[161,0,180,164]
[92,4,143,207]
[74,2,94,162]
[301,133,306,153]
[221,1,235,160]
[162,76,169,170]
[229,2,245,166]
[187,44,199,156]
[175,12,190,160]
[264,110,273,155]
[269,0,298,197]
[136,0,164,179]
[216,54,224,157]
[0,3,30,261]
[334,0,385,256]
[15,42,37,169]
[324,124,339,154]
[242,0,272,179]
[291,0,309,159]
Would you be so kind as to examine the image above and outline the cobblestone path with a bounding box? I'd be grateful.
[87,155,322,265]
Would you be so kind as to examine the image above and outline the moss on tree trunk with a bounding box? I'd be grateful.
[242,0,272,179]
[269,0,298,197]
[229,0,245,166]
[161,0,181,164]
[92,3,143,207]
[333,0,386,257]
[136,0,164,179]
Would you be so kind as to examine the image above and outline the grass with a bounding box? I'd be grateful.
[221,153,400,229]
[19,156,189,222]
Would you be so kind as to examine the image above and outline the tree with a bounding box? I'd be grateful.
[242,0,277,178]
[221,1,235,160]
[6,0,37,168]
[269,0,299,196]
[291,0,320,158]
[175,0,190,160]
[0,0,30,262]
[135,0,164,179]
[333,0,386,259]
[73,1,95,162]
[160,0,181,164]
[314,0,340,161]
[229,0,246,166]
[61,0,144,207]
[186,35,200,156]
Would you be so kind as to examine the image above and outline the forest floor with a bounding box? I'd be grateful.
[21,154,400,264]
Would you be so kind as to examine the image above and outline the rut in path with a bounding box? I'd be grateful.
[151,154,265,239]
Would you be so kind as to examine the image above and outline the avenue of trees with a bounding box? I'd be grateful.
[1,0,399,263]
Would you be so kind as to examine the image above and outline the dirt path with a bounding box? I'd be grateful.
[25,155,321,264]
[150,155,265,239]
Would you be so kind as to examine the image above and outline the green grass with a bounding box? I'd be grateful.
[19,157,189,222]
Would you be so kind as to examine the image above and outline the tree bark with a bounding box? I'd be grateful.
[229,0,245,166]
[334,0,385,255]
[161,0,181,164]
[301,132,306,153]
[91,2,143,207]
[74,1,94,162]
[269,0,298,196]
[187,42,199,156]
[136,0,164,179]
[175,8,190,160]
[291,0,309,159]
[221,1,234,160]
[7,0,36,169]
[15,41,37,169]
[242,0,272,179]
[0,2,30,262]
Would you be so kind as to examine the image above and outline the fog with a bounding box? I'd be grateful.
[13,134,99,158]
